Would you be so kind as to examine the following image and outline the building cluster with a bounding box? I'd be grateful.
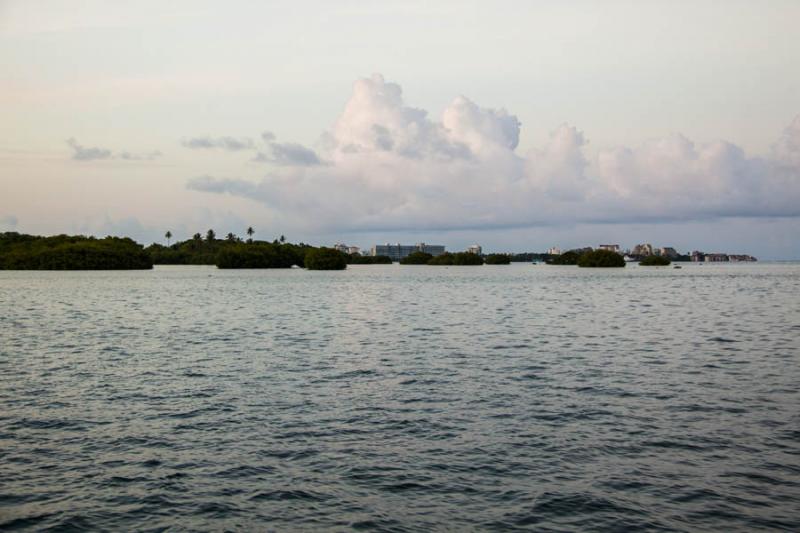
[333,243,361,255]
[544,241,757,262]
[690,251,757,262]
[332,241,488,261]
[369,243,446,261]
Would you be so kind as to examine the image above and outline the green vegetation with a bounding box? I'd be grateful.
[427,252,455,265]
[400,251,433,264]
[216,242,307,268]
[484,253,511,265]
[577,249,626,268]
[349,254,392,264]
[509,252,551,262]
[639,255,671,266]
[0,232,152,270]
[304,247,348,270]
[427,252,484,265]
[547,250,582,265]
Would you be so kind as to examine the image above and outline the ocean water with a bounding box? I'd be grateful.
[1,263,799,531]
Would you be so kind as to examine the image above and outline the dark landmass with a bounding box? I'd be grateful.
[305,247,348,270]
[349,254,392,264]
[216,242,306,269]
[547,251,582,265]
[484,253,511,265]
[640,255,671,266]
[400,251,434,264]
[0,232,152,270]
[577,249,626,268]
[509,252,553,262]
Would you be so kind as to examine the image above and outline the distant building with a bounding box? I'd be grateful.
[657,247,679,259]
[371,243,446,261]
[467,244,482,255]
[333,243,362,255]
[547,247,562,255]
[691,251,704,262]
[704,253,729,262]
[598,244,620,253]
[729,254,757,262]
[631,243,654,256]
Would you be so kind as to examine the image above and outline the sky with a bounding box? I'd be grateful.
[1,1,799,258]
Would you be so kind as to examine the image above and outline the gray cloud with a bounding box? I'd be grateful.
[181,136,255,151]
[261,131,276,143]
[187,175,258,196]
[119,150,163,161]
[253,142,323,166]
[67,138,162,161]
[67,138,112,161]
[0,214,18,230]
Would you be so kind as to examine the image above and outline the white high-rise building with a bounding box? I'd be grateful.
[467,244,482,255]
[547,247,562,255]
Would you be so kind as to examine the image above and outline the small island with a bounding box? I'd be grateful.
[577,249,626,268]
[639,255,671,266]
[0,233,152,270]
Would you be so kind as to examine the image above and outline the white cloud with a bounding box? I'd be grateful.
[187,74,800,233]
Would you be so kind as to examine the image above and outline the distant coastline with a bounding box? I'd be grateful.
[0,231,757,271]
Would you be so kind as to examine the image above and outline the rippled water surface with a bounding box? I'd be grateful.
[1,263,799,531]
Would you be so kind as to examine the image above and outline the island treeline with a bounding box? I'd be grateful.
[399,251,511,265]
[0,230,400,271]
[0,233,152,270]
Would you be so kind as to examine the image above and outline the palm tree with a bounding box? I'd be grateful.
[246,226,254,243]
[279,234,285,243]
[226,232,236,242]
[165,230,172,247]
[206,229,216,242]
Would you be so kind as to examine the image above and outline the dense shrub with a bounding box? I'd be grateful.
[216,243,298,268]
[0,233,152,270]
[640,255,671,266]
[400,251,433,264]
[577,249,626,268]
[304,247,348,270]
[547,250,582,265]
[427,252,484,265]
[349,254,392,264]
[484,253,511,265]
[451,252,484,265]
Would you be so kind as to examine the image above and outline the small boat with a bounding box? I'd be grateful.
[673,265,682,269]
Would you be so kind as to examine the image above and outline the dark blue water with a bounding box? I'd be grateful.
[1,263,799,531]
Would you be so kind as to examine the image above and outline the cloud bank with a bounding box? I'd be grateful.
[67,138,161,161]
[187,74,800,232]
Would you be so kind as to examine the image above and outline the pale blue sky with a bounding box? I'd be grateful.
[2,1,799,257]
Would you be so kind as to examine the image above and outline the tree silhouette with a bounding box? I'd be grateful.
[226,232,237,242]
[206,229,216,242]
[280,234,285,243]
[246,226,254,243]
[165,230,172,247]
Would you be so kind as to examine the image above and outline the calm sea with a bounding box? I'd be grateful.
[1,263,798,531]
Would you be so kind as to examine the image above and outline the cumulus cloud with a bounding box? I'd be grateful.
[187,73,800,233]
[67,138,162,161]
[181,136,255,151]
